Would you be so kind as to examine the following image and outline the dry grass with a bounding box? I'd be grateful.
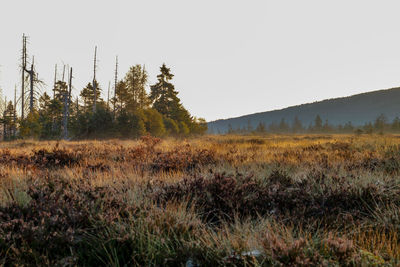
[1,134,400,266]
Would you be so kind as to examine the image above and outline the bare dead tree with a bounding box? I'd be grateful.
[21,34,26,120]
[62,92,68,139]
[13,85,16,137]
[62,64,66,82]
[27,56,35,113]
[21,35,39,114]
[68,67,73,119]
[113,55,118,118]
[53,64,57,99]
[63,67,73,140]
[3,96,6,140]
[107,81,110,110]
[93,46,97,112]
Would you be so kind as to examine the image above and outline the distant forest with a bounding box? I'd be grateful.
[208,87,400,134]
[225,113,400,135]
[0,35,207,140]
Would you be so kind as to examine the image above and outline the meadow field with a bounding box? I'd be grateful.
[1,134,400,266]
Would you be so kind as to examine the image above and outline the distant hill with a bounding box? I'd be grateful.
[208,87,400,133]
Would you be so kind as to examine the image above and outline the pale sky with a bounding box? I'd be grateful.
[1,0,400,121]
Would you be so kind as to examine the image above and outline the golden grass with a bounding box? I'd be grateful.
[1,134,400,265]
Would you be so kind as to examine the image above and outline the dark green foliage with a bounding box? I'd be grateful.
[116,110,146,138]
[149,64,203,136]
[143,108,166,137]
[71,105,114,139]
[150,64,179,118]
[80,80,102,112]
[163,117,180,136]
[2,101,16,140]
[16,63,206,140]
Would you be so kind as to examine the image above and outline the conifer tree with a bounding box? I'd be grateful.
[392,117,400,132]
[314,115,323,131]
[80,81,102,112]
[278,118,289,133]
[54,80,68,101]
[292,116,303,133]
[114,80,129,114]
[256,122,266,133]
[150,64,190,123]
[124,65,149,111]
[3,101,15,140]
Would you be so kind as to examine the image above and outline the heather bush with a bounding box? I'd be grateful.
[151,144,216,172]
[0,176,133,265]
[155,170,400,227]
[32,146,82,168]
[0,135,400,265]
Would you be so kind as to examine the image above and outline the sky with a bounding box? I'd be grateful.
[1,0,400,122]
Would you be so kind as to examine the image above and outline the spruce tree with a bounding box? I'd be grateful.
[80,81,102,112]
[3,101,15,140]
[314,115,323,132]
[124,65,149,111]
[292,116,303,133]
[150,64,191,124]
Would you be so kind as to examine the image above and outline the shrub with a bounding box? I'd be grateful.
[31,145,82,168]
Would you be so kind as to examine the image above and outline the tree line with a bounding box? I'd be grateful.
[225,114,400,135]
[1,35,207,140]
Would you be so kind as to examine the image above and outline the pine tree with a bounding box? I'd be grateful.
[392,116,400,132]
[38,92,63,138]
[39,92,51,111]
[3,101,15,140]
[150,64,190,123]
[80,81,102,112]
[292,116,303,133]
[54,81,68,101]
[314,115,323,132]
[278,118,289,133]
[114,80,129,113]
[374,114,387,133]
[322,119,332,132]
[124,65,149,111]
[256,122,266,133]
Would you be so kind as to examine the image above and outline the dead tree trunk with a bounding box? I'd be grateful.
[93,46,97,113]
[3,111,6,141]
[62,91,68,139]
[28,57,34,113]
[3,97,7,140]
[107,81,110,110]
[68,68,72,120]
[62,64,66,82]
[113,56,118,119]
[21,35,35,115]
[13,85,16,138]
[63,67,73,140]
[53,64,57,99]
[21,34,26,120]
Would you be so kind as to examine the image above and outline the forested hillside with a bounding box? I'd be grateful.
[208,87,400,133]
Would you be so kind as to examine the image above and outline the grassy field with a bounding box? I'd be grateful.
[1,134,400,266]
